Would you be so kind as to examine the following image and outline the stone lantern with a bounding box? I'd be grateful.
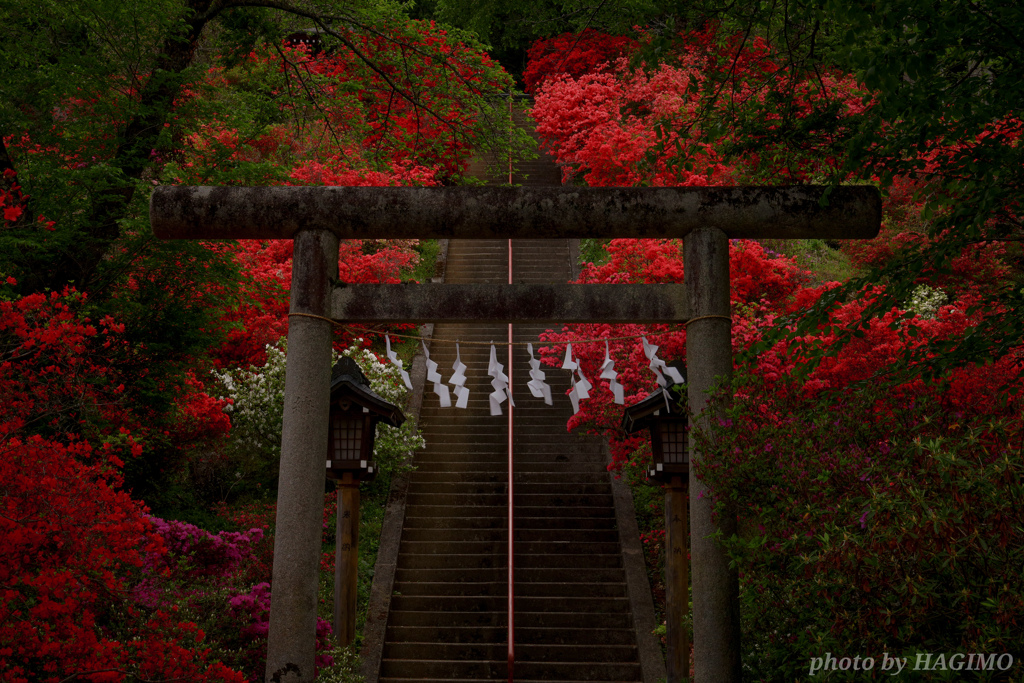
[622,373,690,683]
[327,357,404,646]
[621,383,688,483]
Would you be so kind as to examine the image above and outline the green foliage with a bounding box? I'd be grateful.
[694,375,1024,680]
[309,645,363,683]
[0,0,525,288]
[96,233,240,398]
[578,238,611,268]
[409,239,441,282]
[758,239,861,286]
[432,0,655,49]
[0,0,205,288]
[427,0,672,81]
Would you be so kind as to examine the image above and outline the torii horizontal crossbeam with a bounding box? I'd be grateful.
[332,283,689,323]
[150,185,880,241]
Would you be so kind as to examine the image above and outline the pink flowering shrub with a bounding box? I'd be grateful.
[228,583,335,678]
[150,517,264,579]
[138,517,334,680]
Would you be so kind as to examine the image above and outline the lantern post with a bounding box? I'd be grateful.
[325,357,405,645]
[623,378,689,682]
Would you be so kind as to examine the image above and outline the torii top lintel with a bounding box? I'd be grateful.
[150,185,880,241]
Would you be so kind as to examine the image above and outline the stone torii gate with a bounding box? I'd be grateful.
[151,185,879,683]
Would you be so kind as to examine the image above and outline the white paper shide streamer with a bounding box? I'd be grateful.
[448,343,470,409]
[422,339,451,408]
[386,334,413,391]
[561,343,592,415]
[487,343,514,416]
[526,343,552,405]
[600,340,625,405]
[641,335,684,409]
[385,334,682,415]
[641,336,684,387]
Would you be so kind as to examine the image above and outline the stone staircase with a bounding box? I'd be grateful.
[377,239,644,682]
[368,98,659,682]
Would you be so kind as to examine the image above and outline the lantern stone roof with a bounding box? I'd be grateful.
[329,357,405,428]
[621,381,686,435]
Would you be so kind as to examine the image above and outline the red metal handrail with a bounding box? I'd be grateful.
[507,237,515,683]
[507,98,515,683]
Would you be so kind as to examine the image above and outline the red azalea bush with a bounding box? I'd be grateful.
[153,23,508,372]
[543,235,1019,472]
[538,238,809,468]
[168,43,451,371]
[841,175,1014,303]
[523,29,637,92]
[212,234,422,369]
[531,27,867,186]
[0,287,253,681]
[538,231,1023,677]
[166,23,511,188]
[526,22,1024,680]
[0,430,246,683]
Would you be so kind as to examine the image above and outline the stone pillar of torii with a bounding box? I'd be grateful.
[151,185,879,683]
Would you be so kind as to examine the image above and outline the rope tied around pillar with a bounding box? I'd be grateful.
[683,315,733,327]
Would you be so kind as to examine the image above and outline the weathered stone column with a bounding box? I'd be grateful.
[266,229,339,683]
[684,227,741,682]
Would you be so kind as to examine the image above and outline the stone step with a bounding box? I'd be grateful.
[392,581,626,598]
[400,527,619,543]
[403,505,615,522]
[514,528,619,543]
[383,642,637,663]
[514,482,612,495]
[402,521,505,534]
[411,471,609,484]
[514,506,616,519]
[397,553,508,570]
[517,581,627,598]
[518,493,616,506]
[385,625,635,646]
[399,540,621,556]
[513,567,627,583]
[411,461,601,474]
[406,482,508,496]
[410,462,507,473]
[379,658,640,680]
[402,504,506,518]
[381,679,638,683]
[393,566,626,585]
[389,593,626,618]
[512,516,617,530]
[514,553,623,569]
[408,452,509,462]
[396,552,622,570]
[404,493,615,507]
[391,581,507,597]
[405,486,615,502]
[403,515,615,530]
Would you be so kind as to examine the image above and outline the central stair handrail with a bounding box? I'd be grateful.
[507,237,515,683]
